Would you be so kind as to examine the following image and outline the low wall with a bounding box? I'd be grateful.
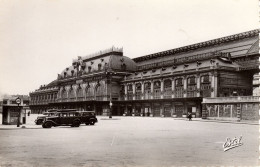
[202,96,259,121]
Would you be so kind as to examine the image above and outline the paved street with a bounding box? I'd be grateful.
[0,114,258,167]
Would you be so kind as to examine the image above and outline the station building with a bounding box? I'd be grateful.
[29,29,259,119]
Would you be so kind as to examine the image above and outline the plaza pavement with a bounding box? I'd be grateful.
[0,114,259,167]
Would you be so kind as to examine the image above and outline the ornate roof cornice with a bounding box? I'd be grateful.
[133,29,259,63]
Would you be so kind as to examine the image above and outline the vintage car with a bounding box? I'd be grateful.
[78,111,98,125]
[35,109,59,125]
[42,110,98,128]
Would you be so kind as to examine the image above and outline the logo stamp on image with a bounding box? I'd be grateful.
[223,136,243,152]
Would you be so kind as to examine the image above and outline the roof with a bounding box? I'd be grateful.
[133,29,259,63]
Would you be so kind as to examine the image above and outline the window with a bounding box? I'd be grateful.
[201,75,210,83]
[121,63,126,70]
[188,76,196,85]
[88,66,91,73]
[98,64,102,71]
[175,78,183,86]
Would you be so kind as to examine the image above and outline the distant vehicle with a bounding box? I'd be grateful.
[42,110,98,128]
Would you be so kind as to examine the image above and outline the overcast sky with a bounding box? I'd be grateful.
[0,0,258,97]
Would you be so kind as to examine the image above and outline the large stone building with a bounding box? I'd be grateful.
[29,29,259,119]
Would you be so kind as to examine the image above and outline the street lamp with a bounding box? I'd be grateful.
[15,97,21,127]
[109,72,113,119]
[106,71,113,119]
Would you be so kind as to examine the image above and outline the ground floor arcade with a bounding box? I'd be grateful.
[29,97,203,118]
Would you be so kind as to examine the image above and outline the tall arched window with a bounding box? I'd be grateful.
[61,89,67,99]
[135,83,142,100]
[95,83,103,100]
[144,82,151,99]
[164,79,172,98]
[85,84,93,100]
[68,87,75,99]
[127,84,133,100]
[175,78,183,98]
[187,76,196,97]
[77,86,84,99]
[153,81,161,99]
[200,75,211,97]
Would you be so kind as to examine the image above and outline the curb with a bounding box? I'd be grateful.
[173,118,259,125]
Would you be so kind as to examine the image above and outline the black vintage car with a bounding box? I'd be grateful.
[42,110,98,128]
[35,110,59,125]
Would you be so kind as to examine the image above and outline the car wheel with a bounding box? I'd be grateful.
[37,120,42,125]
[43,122,52,128]
[90,120,95,125]
[73,120,80,127]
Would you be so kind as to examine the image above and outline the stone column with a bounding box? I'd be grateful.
[196,75,201,97]
[141,82,144,100]
[201,104,207,119]
[214,72,218,97]
[172,78,175,98]
[151,81,154,99]
[161,80,164,99]
[183,77,187,98]
[141,104,144,116]
[171,102,176,117]
[160,103,164,117]
[150,103,153,117]
[237,103,241,121]
[210,73,215,97]
[132,83,136,100]
[132,105,135,116]
[124,84,128,100]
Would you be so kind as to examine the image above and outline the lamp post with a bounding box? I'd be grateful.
[109,72,113,119]
[106,70,113,119]
[15,97,21,127]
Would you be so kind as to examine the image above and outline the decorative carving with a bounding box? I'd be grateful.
[197,61,202,66]
[184,64,189,68]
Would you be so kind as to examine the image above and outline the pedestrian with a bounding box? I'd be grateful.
[187,112,192,121]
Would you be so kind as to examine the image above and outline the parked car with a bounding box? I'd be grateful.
[78,111,98,125]
[35,110,59,125]
[42,110,98,128]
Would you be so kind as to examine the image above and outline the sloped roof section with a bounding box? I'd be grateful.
[133,29,259,63]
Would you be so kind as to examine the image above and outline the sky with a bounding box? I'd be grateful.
[0,0,258,97]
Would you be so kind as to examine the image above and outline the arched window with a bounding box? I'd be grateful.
[95,82,104,100]
[187,76,196,85]
[187,76,196,97]
[121,63,126,70]
[144,82,151,99]
[200,75,211,97]
[164,79,172,98]
[61,89,67,99]
[153,81,161,99]
[127,84,133,100]
[201,75,210,83]
[175,78,183,86]
[68,87,75,99]
[98,64,102,71]
[77,86,83,98]
[175,78,183,98]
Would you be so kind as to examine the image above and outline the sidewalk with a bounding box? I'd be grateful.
[173,117,259,125]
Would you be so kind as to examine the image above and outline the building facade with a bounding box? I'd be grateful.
[29,30,259,118]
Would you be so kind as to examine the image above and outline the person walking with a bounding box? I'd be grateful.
[187,112,192,121]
